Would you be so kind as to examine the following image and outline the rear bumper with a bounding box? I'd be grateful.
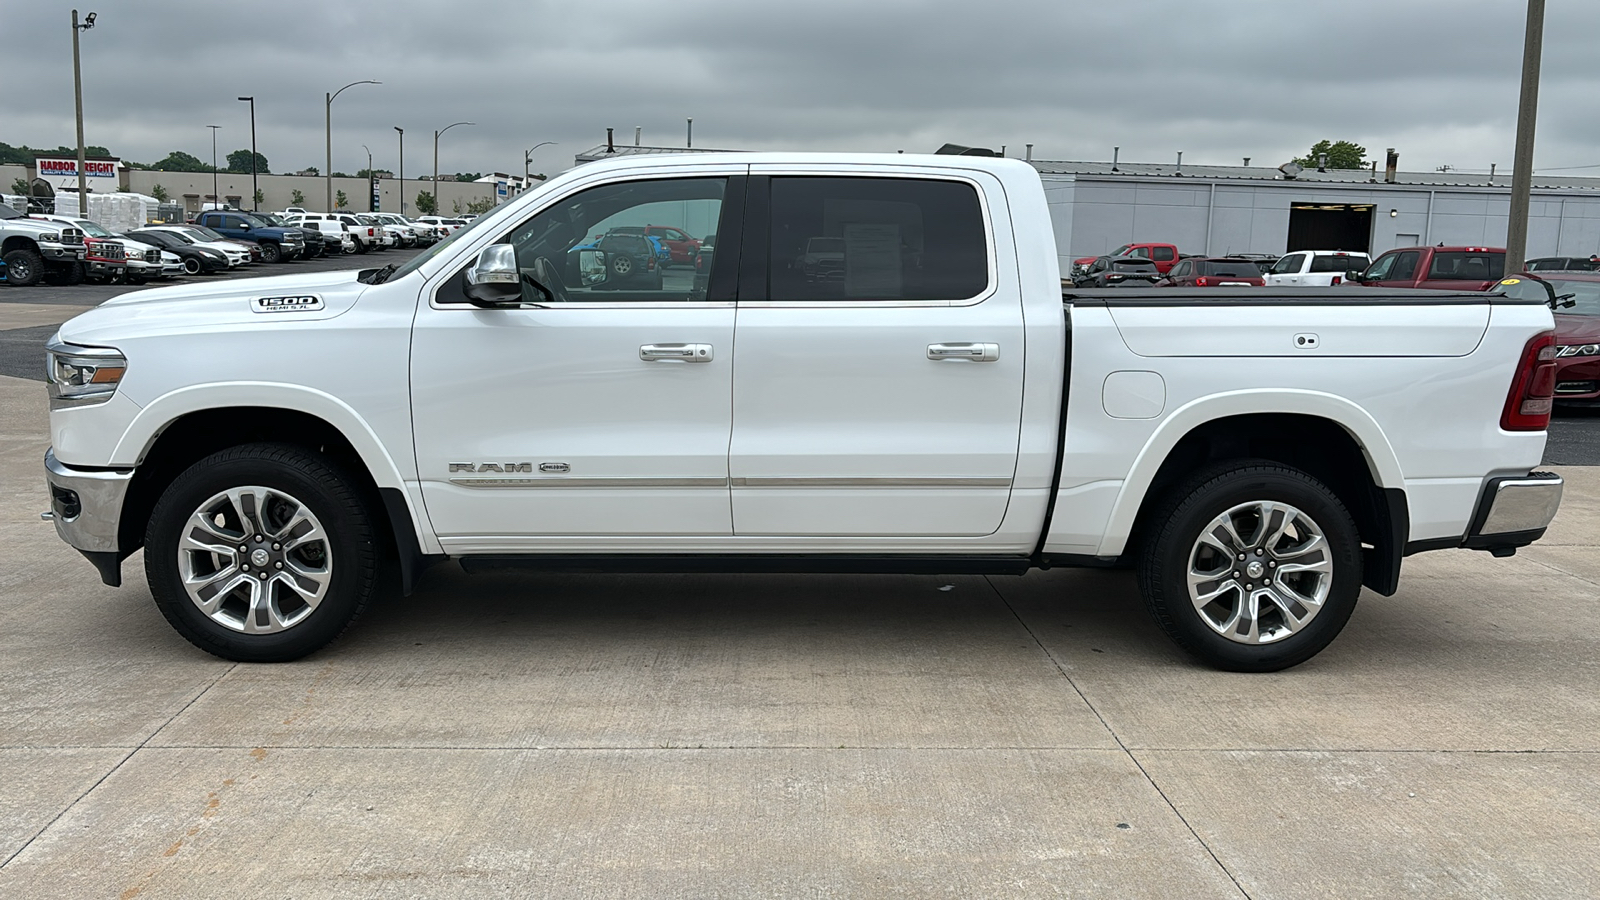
[1408,471,1564,558]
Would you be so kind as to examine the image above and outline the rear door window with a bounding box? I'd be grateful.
[1308,254,1365,273]
[1151,246,1175,262]
[1270,253,1306,275]
[768,177,988,302]
[1428,251,1503,280]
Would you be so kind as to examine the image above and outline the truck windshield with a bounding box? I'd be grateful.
[72,219,115,238]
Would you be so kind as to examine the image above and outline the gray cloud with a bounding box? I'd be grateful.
[4,0,1598,178]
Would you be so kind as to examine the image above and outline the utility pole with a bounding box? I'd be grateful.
[394,127,404,214]
[207,124,221,207]
[1505,0,1546,274]
[71,10,97,214]
[325,80,380,211]
[362,144,372,211]
[433,121,473,215]
[238,96,256,209]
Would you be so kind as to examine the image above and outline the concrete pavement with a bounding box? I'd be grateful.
[2,364,1598,896]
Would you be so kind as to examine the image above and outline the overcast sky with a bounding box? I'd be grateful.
[4,0,1598,179]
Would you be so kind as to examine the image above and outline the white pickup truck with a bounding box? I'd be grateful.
[42,154,1564,671]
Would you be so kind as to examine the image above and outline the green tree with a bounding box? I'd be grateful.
[464,197,496,215]
[415,191,437,215]
[253,188,265,207]
[451,197,464,214]
[1296,140,1367,170]
[454,172,482,183]
[334,189,349,209]
[150,150,213,172]
[150,183,170,202]
[9,177,29,196]
[301,166,319,176]
[226,149,270,174]
[290,188,305,206]
[330,171,352,179]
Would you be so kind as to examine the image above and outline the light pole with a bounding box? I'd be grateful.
[433,121,473,216]
[325,79,380,211]
[523,141,556,183]
[394,127,404,214]
[237,96,256,209]
[207,124,221,208]
[1505,0,1546,274]
[361,144,372,211]
[70,10,98,214]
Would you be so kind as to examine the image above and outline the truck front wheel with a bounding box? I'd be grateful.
[2,247,46,286]
[259,242,281,264]
[144,443,378,662]
[1137,461,1362,672]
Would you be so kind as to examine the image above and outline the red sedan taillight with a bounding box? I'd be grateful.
[1502,331,1558,431]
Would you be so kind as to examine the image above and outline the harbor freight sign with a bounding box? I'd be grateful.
[36,157,120,179]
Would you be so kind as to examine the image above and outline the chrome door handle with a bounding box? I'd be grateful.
[640,343,713,363]
[927,342,999,362]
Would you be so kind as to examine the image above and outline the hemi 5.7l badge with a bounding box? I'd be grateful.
[251,294,324,313]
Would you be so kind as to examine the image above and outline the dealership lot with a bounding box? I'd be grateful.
[2,275,1599,896]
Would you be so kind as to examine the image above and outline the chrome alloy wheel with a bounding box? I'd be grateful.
[177,486,331,634]
[1186,500,1332,644]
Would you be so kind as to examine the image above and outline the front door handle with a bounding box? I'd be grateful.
[641,343,714,363]
[927,342,1000,362]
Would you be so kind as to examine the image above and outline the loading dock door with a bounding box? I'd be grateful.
[1287,203,1374,253]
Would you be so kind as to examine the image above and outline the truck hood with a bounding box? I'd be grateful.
[58,269,369,347]
[1555,313,1600,345]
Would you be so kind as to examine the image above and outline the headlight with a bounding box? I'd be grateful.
[46,339,127,409]
[40,232,61,242]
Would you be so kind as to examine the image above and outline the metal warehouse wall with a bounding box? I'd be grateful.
[1044,173,1600,265]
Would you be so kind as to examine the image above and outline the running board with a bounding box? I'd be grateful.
[457,554,1033,576]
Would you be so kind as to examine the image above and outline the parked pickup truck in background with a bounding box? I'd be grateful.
[1359,245,1506,291]
[1073,242,1180,277]
[193,210,305,263]
[1263,250,1371,287]
[42,154,1563,673]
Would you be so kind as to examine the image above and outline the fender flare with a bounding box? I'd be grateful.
[1095,389,1404,557]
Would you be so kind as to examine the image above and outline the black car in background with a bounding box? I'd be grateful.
[124,229,229,275]
[1525,256,1600,272]
[693,232,716,294]
[1073,255,1161,287]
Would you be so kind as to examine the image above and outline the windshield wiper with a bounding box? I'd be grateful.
[360,263,398,285]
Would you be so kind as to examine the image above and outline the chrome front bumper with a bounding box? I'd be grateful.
[1466,471,1564,554]
[44,449,133,585]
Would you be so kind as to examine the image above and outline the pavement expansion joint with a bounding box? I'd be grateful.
[982,574,1256,900]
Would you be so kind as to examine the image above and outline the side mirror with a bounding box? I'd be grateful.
[577,249,608,287]
[464,244,522,306]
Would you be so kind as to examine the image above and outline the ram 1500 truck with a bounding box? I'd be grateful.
[42,154,1564,671]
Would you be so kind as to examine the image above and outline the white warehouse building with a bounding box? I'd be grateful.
[1034,159,1600,268]
[572,142,1600,268]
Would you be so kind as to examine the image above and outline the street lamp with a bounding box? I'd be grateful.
[394,127,404,214]
[325,79,380,211]
[523,141,556,183]
[237,96,256,209]
[70,9,98,214]
[433,121,473,216]
[361,144,372,211]
[207,124,221,209]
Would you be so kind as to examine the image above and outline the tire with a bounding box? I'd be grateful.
[3,248,46,286]
[1137,460,1362,672]
[355,240,369,254]
[182,257,203,276]
[45,262,86,286]
[259,242,280,263]
[144,443,378,662]
[611,254,634,276]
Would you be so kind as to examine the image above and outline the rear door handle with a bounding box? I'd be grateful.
[927,342,999,362]
[640,343,714,363]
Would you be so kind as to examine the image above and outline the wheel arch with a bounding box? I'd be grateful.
[1099,392,1408,595]
[2,235,41,255]
[113,389,435,590]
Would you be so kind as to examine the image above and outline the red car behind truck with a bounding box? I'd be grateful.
[1072,242,1180,275]
[1358,246,1506,291]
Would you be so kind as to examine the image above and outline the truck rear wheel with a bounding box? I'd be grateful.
[2,248,46,286]
[1137,461,1362,672]
[144,443,377,662]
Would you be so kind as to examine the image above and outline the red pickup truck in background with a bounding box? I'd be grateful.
[1358,246,1506,291]
[1072,241,1180,275]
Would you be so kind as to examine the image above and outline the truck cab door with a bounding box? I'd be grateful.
[409,172,743,551]
[728,169,1025,538]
